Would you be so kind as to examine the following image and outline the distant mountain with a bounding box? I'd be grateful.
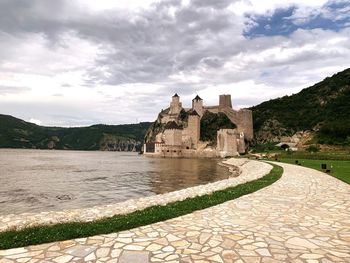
[0,114,152,151]
[250,68,350,146]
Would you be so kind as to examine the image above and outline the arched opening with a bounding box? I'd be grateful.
[280,144,290,150]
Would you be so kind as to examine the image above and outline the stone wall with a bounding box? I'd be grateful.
[163,129,182,146]
[217,129,239,157]
[204,106,253,142]
[221,108,253,141]
[183,115,200,149]
[204,106,219,114]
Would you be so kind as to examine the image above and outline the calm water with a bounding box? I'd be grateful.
[0,149,230,215]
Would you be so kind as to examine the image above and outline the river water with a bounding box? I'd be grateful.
[0,149,230,215]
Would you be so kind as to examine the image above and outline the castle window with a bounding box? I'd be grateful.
[167,150,170,152]
[186,147,189,149]
[174,150,177,152]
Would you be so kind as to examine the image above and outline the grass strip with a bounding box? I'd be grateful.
[0,164,283,250]
[278,158,350,184]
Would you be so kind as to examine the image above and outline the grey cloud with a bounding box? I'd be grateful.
[0,86,30,95]
[0,0,350,126]
[0,0,71,37]
[201,57,225,68]
[191,0,237,10]
[0,0,244,86]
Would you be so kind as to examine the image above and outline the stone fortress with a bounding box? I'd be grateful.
[144,94,253,158]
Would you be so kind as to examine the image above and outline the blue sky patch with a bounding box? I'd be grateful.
[244,1,350,38]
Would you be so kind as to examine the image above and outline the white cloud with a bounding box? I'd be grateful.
[0,0,349,126]
[82,0,159,12]
[29,118,42,125]
[229,0,329,16]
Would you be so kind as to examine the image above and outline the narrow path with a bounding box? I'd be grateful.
[1,162,349,263]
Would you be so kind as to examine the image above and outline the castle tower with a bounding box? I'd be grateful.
[192,95,203,117]
[187,110,200,149]
[219,94,232,109]
[169,93,182,115]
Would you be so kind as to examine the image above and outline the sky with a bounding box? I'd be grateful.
[0,0,349,126]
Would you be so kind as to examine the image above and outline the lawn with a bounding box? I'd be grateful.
[0,164,282,250]
[280,158,350,184]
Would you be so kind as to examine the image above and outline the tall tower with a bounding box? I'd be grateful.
[188,110,200,149]
[169,93,182,115]
[192,95,203,117]
[219,94,232,109]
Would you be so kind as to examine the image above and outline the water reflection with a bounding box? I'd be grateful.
[148,158,228,194]
[0,149,230,215]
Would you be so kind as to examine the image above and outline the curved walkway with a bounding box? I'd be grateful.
[1,162,350,263]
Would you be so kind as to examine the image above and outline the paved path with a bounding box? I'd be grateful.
[1,162,350,263]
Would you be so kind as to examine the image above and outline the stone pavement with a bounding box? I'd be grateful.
[1,162,350,263]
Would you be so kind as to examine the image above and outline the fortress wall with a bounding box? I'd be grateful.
[160,145,183,158]
[202,105,253,141]
[220,108,253,141]
[164,129,182,146]
[217,129,239,157]
[237,137,246,153]
[204,106,219,114]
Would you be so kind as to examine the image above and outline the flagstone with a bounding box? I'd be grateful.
[286,237,319,249]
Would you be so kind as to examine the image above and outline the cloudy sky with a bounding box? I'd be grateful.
[0,0,349,126]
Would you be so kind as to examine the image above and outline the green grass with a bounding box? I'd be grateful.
[278,151,350,161]
[0,164,283,250]
[279,158,350,184]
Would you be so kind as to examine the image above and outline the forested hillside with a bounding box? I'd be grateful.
[251,68,350,145]
[0,114,151,151]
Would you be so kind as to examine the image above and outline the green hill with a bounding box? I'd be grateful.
[0,114,151,151]
[250,68,350,146]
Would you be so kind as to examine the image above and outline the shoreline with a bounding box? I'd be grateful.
[0,158,272,233]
